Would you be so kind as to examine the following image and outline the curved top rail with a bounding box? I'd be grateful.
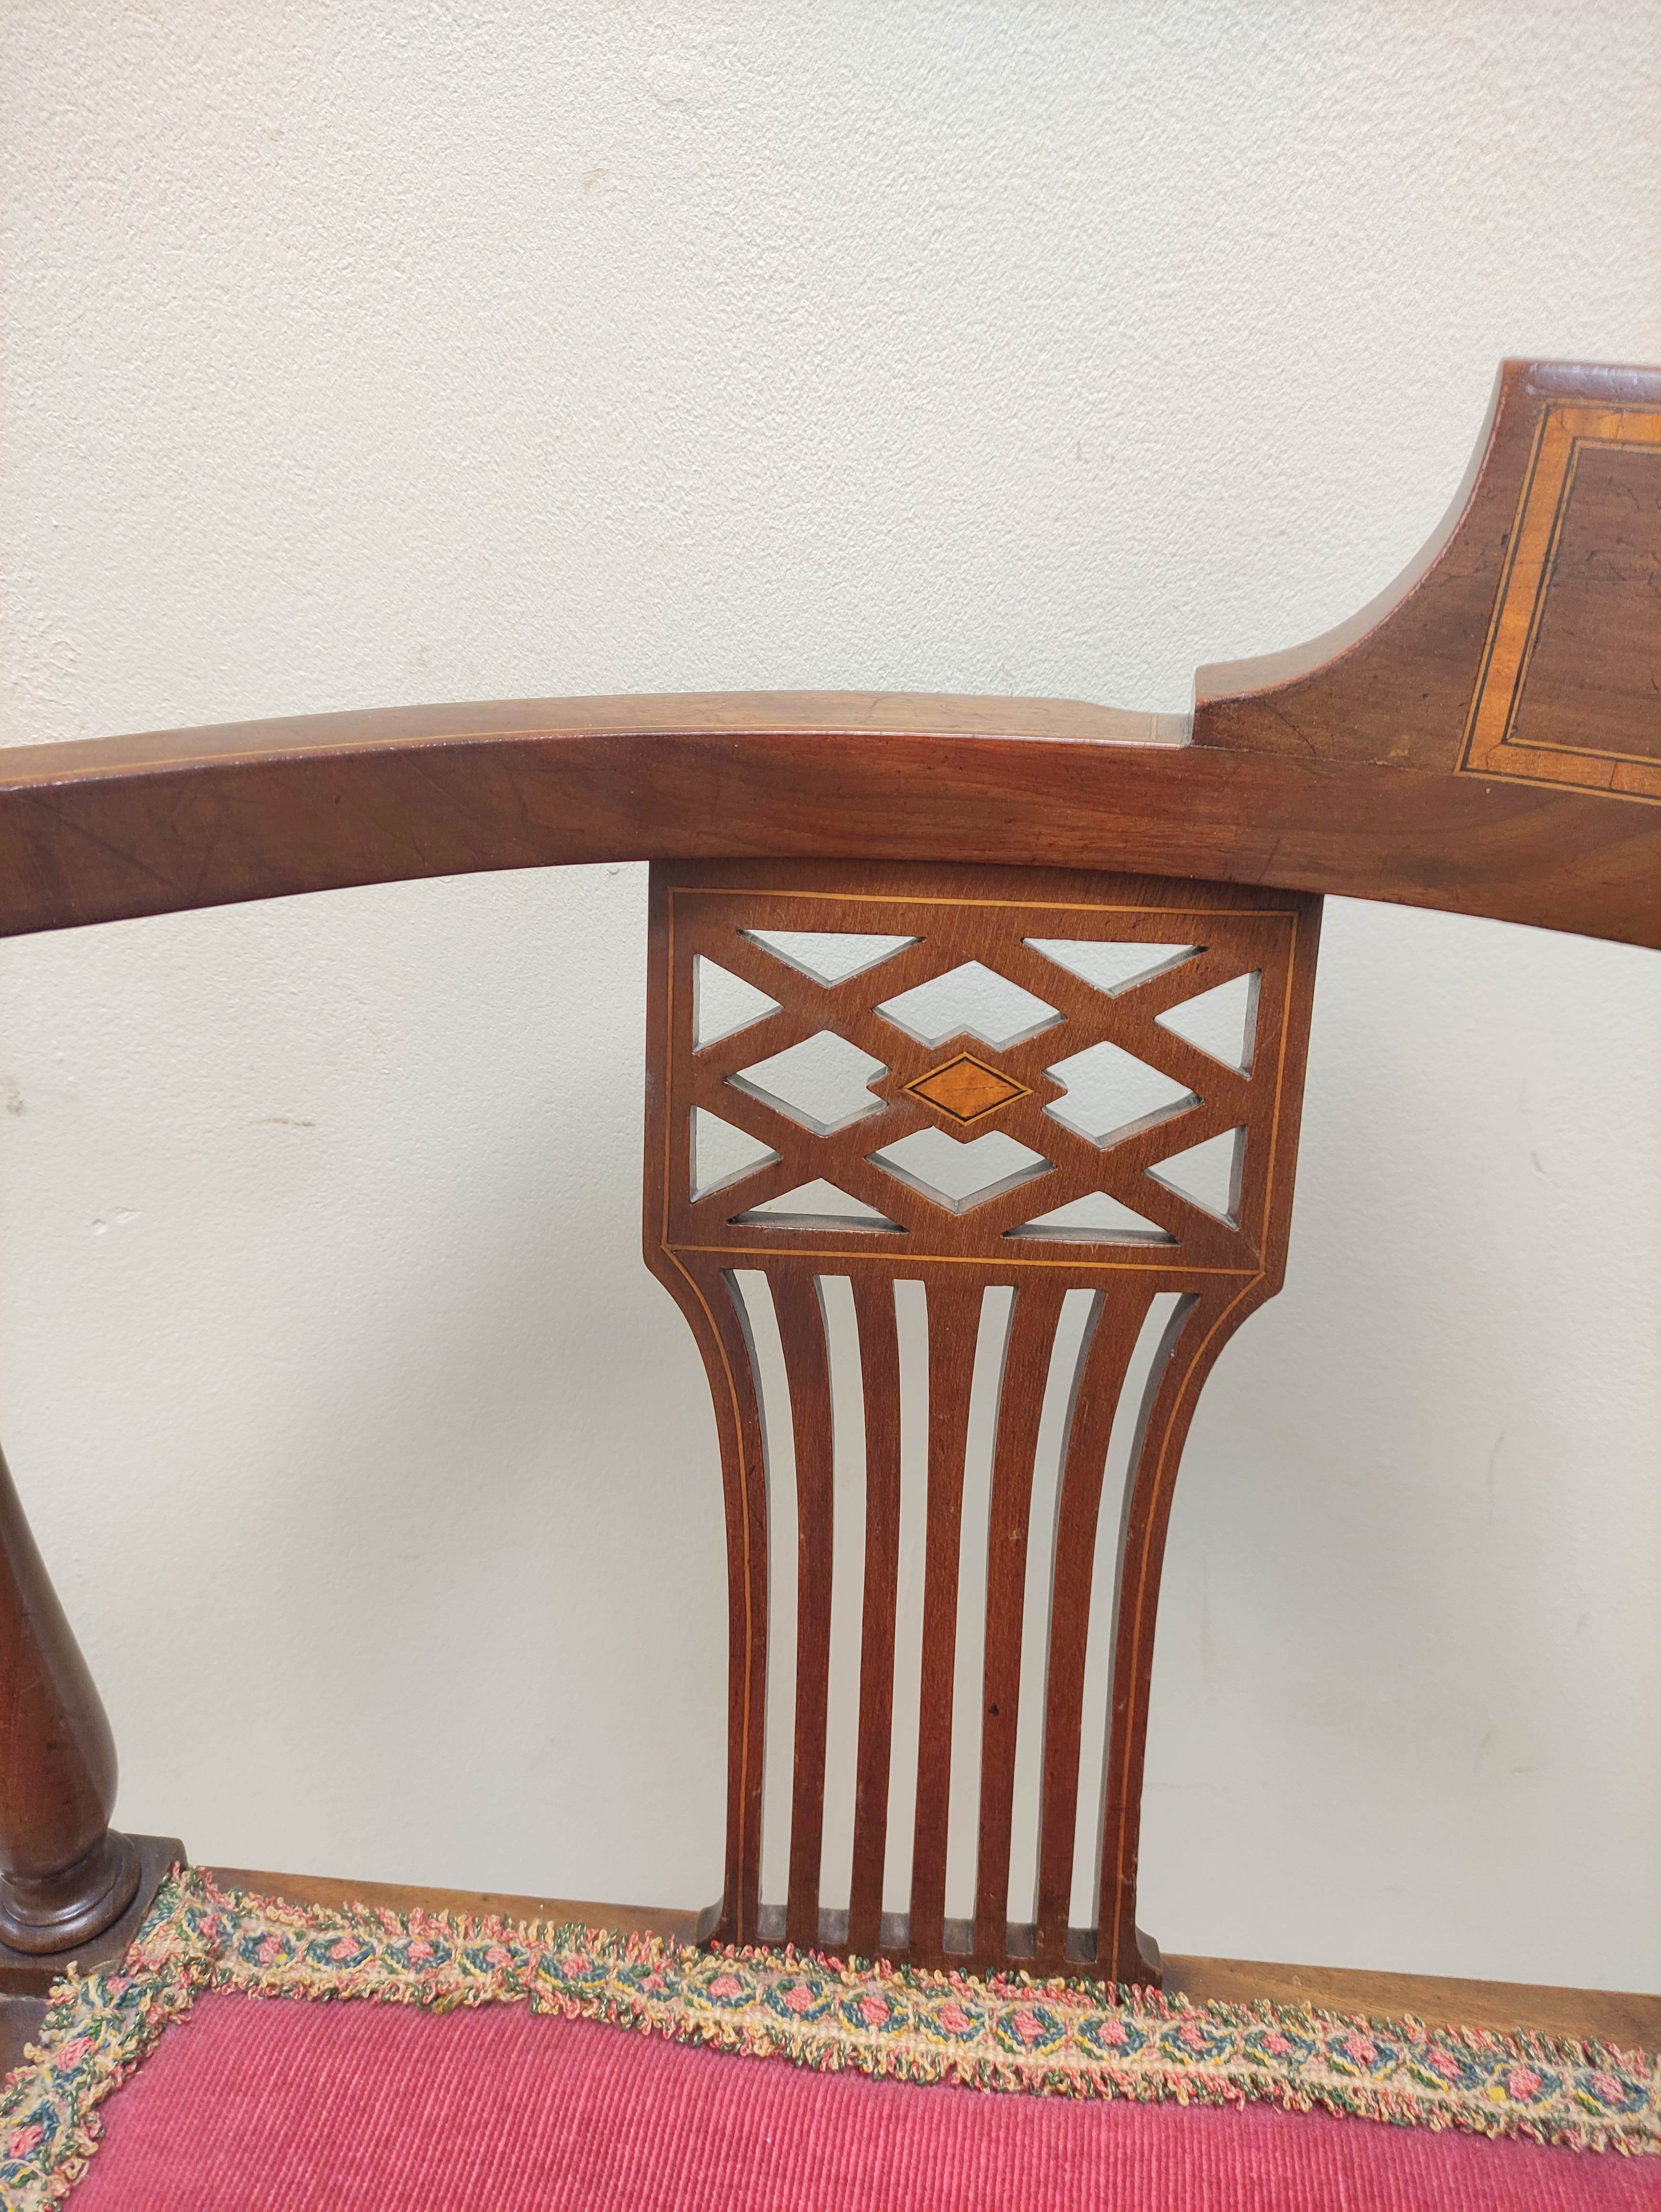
[2,361,1658,949]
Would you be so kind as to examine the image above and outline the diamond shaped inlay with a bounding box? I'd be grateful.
[905,1052,1030,1126]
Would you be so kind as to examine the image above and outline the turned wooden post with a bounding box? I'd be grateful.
[0,1445,139,1953]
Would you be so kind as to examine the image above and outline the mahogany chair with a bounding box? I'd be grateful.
[0,357,1657,2065]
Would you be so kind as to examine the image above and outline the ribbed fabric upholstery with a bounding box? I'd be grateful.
[69,1992,1652,2210]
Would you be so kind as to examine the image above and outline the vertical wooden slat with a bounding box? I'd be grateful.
[1030,1286,1153,1966]
[703,1268,775,1947]
[908,1278,986,1962]
[847,1274,902,1959]
[1096,1288,1233,1983]
[972,1278,1068,1963]
[770,1270,836,1950]
[647,865,773,1948]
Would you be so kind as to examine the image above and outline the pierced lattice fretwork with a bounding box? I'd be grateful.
[644,860,1320,1984]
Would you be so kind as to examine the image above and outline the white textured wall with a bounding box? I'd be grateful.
[2,2,1658,1990]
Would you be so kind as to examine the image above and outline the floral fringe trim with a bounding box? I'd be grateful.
[2,1869,1658,2206]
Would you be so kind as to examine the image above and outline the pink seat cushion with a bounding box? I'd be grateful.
[69,1991,1654,2211]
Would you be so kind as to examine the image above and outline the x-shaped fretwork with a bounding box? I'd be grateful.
[669,886,1299,1272]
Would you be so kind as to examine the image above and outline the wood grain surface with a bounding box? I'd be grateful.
[1,363,1657,949]
[0,692,1652,950]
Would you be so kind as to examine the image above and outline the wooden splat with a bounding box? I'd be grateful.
[643,857,1322,1982]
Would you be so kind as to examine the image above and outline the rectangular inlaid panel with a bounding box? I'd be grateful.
[1461,404,1661,802]
[1508,441,1661,766]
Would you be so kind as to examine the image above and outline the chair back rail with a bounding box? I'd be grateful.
[0,356,1656,1976]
